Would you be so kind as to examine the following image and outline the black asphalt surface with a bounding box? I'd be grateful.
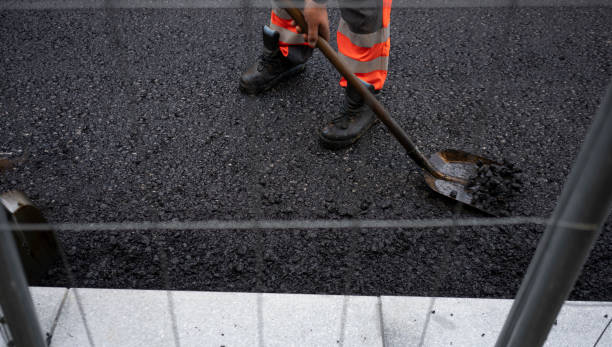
[1,7,611,299]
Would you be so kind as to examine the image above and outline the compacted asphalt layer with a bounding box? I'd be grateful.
[1,6,611,299]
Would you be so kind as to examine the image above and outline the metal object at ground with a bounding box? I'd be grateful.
[495,83,612,346]
[280,2,502,213]
[423,149,498,213]
[0,190,60,283]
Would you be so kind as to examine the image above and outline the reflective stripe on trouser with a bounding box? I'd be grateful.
[269,0,392,88]
[270,8,312,65]
[338,0,392,90]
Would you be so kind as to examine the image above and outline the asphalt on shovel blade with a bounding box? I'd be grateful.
[423,149,498,215]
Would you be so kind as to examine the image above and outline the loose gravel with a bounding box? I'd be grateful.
[468,160,524,216]
[1,7,611,299]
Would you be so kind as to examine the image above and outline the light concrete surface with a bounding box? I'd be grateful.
[50,288,383,347]
[29,287,69,337]
[51,288,177,347]
[380,296,433,346]
[262,293,382,347]
[595,318,612,346]
[381,296,612,347]
[415,297,513,347]
[172,291,259,346]
[1,287,67,347]
[0,314,8,347]
[546,301,612,347]
[37,287,612,347]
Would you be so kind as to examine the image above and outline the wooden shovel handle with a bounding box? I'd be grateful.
[280,3,460,182]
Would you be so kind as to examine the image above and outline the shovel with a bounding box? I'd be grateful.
[280,3,499,213]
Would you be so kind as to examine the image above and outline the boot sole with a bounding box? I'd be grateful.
[239,63,306,95]
[318,119,380,150]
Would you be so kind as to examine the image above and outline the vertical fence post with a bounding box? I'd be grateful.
[0,208,47,347]
[495,82,612,347]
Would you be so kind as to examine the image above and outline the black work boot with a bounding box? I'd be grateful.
[239,26,306,95]
[319,83,379,150]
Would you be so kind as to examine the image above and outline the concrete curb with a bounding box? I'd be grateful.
[8,287,610,347]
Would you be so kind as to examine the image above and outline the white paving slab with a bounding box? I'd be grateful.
[34,286,612,347]
[430,297,512,346]
[400,297,513,347]
[30,287,69,337]
[380,296,434,346]
[172,291,259,346]
[262,293,382,347]
[546,301,612,347]
[1,287,67,347]
[380,296,612,347]
[51,288,176,347]
[7,287,612,347]
[595,318,612,346]
[50,288,383,347]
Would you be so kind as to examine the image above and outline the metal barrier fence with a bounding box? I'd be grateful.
[0,2,611,346]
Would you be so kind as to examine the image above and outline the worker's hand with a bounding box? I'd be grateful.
[292,0,330,48]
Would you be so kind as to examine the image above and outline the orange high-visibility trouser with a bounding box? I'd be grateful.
[270,0,392,91]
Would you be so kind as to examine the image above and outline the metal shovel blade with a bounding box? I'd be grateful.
[423,149,498,213]
[280,5,505,213]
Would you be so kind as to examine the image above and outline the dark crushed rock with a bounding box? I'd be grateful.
[467,160,524,216]
[1,8,611,301]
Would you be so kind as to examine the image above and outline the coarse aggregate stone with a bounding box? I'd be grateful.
[467,160,524,215]
[1,7,611,299]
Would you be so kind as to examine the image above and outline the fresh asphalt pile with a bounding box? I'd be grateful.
[467,160,524,216]
[1,7,611,300]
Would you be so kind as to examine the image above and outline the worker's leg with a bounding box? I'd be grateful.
[337,0,391,90]
[319,0,392,150]
[269,7,313,65]
[239,7,313,95]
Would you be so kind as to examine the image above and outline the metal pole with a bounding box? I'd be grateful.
[496,82,612,347]
[0,208,47,347]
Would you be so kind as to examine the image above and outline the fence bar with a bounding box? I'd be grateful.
[0,209,47,347]
[495,82,612,347]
